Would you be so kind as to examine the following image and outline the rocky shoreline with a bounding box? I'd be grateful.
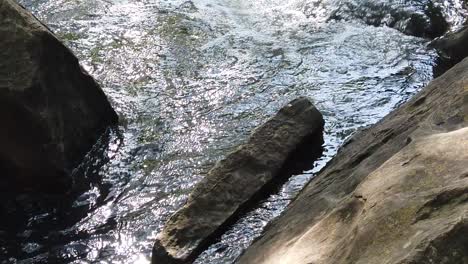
[234,27,468,261]
[234,24,468,263]
[1,0,467,263]
[237,56,468,264]
[152,21,468,264]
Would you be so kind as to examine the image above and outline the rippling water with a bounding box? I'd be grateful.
[4,0,466,263]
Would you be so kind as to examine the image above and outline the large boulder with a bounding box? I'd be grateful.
[0,0,118,193]
[237,58,468,263]
[152,97,324,264]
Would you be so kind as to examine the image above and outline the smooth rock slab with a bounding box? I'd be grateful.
[152,97,324,264]
[0,0,118,192]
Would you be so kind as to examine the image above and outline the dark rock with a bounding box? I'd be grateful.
[0,0,118,193]
[398,2,448,39]
[329,0,448,39]
[430,25,468,76]
[151,97,324,264]
[237,58,468,263]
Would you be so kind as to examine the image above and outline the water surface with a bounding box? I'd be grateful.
[5,0,466,263]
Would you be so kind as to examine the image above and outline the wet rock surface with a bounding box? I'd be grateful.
[0,0,118,193]
[152,97,324,264]
[237,58,468,264]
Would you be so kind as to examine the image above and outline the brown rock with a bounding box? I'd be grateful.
[152,97,324,264]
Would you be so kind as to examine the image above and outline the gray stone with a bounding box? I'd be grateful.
[0,0,118,193]
[152,97,324,264]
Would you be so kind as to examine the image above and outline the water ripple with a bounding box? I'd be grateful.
[7,0,455,263]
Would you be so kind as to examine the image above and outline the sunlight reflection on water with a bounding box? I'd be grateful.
[9,0,466,263]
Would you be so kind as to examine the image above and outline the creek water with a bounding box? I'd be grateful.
[4,0,466,263]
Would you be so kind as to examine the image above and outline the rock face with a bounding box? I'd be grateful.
[237,58,468,264]
[152,97,324,264]
[0,0,118,193]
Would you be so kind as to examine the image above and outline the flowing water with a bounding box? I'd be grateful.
[3,0,466,263]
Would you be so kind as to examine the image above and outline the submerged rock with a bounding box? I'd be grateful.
[403,2,448,39]
[152,97,324,264]
[0,0,118,193]
[328,0,449,39]
[237,58,468,263]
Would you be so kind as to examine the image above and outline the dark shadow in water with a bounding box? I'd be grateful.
[0,126,123,263]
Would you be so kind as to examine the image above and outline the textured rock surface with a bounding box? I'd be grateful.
[237,58,468,264]
[0,0,118,192]
[152,97,324,264]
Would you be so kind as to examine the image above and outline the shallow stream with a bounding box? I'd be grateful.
[5,0,467,263]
